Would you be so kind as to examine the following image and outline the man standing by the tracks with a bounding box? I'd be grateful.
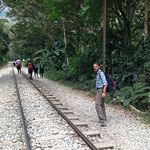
[93,62,107,127]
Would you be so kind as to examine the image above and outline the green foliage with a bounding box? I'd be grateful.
[112,82,150,111]
[2,0,150,116]
[44,69,96,96]
[143,61,150,82]
[0,19,10,65]
[65,56,81,80]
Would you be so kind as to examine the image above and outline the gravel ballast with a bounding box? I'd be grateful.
[22,67,150,150]
[1,64,150,150]
[0,65,90,150]
[15,66,89,150]
[0,65,24,150]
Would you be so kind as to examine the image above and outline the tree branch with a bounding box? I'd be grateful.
[129,0,141,21]
[116,4,129,25]
[0,5,7,13]
[111,5,124,21]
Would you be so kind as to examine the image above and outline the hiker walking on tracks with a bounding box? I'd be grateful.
[27,60,34,79]
[34,63,38,78]
[13,60,16,67]
[39,62,44,78]
[16,58,22,74]
[93,62,107,127]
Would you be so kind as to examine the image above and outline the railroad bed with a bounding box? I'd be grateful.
[10,64,114,150]
[2,64,150,150]
[0,66,24,149]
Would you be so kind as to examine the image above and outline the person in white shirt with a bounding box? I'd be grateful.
[16,58,22,74]
[16,58,21,64]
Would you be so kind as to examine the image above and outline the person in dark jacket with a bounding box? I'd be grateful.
[34,63,38,78]
[39,62,44,78]
[13,60,16,67]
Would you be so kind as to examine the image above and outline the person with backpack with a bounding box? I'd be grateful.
[39,62,44,78]
[16,58,21,64]
[27,60,34,79]
[16,58,22,74]
[34,63,38,78]
[13,60,16,67]
[93,62,108,127]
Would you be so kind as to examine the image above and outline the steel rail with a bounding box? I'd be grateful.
[12,67,32,150]
[22,71,98,150]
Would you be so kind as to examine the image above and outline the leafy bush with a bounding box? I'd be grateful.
[44,69,96,95]
[143,61,150,82]
[112,82,150,111]
[0,55,8,66]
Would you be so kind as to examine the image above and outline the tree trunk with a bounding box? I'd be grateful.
[62,17,69,66]
[76,18,81,53]
[111,0,141,47]
[124,23,131,47]
[144,0,149,40]
[103,0,106,73]
[76,0,81,53]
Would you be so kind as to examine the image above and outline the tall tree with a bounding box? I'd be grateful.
[144,0,149,40]
[62,17,69,66]
[110,0,141,47]
[103,0,106,73]
[0,19,10,64]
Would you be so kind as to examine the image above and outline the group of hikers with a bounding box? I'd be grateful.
[12,58,45,79]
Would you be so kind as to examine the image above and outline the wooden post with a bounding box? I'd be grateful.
[103,0,106,73]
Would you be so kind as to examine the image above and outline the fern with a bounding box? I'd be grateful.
[124,93,150,107]
[140,98,150,104]
[114,81,150,111]
[34,49,46,55]
[33,56,43,61]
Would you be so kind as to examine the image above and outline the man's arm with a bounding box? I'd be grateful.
[103,85,107,93]
[102,85,107,99]
[100,72,107,87]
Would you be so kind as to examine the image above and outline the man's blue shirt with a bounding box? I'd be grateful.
[96,70,107,88]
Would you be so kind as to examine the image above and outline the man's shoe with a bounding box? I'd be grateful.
[101,122,107,127]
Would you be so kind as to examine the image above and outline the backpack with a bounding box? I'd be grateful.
[28,62,33,70]
[105,75,115,92]
[99,71,115,92]
[17,62,21,67]
[34,64,38,69]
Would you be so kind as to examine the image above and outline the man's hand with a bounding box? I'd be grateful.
[102,92,106,99]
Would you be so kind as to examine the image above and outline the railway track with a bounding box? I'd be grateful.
[13,66,114,150]
[12,67,31,150]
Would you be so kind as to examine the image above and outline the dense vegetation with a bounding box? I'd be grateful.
[0,18,10,65]
[0,0,150,115]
